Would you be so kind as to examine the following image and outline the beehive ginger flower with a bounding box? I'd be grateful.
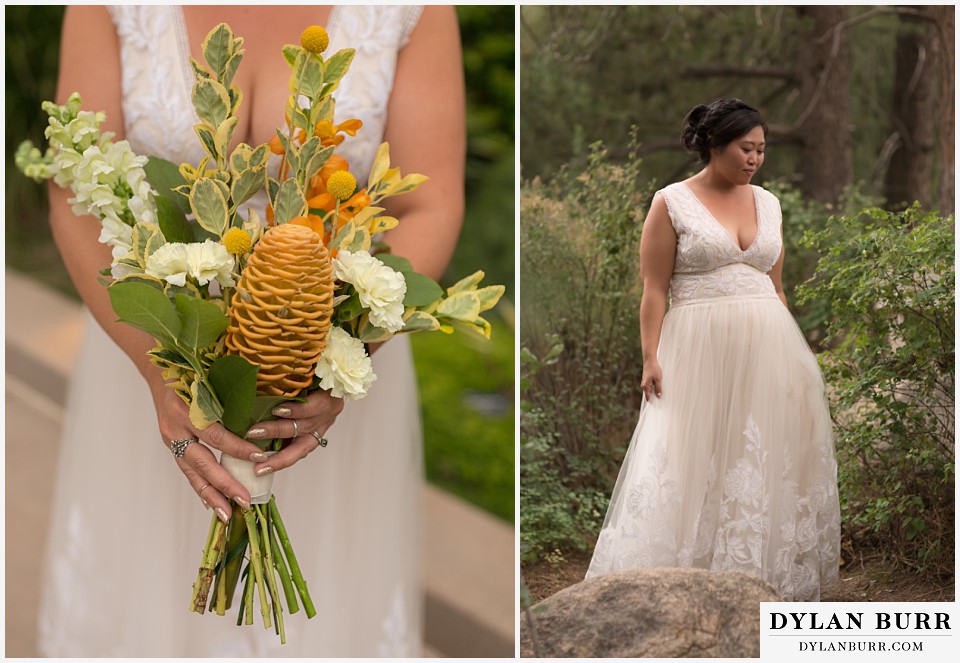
[314,326,376,400]
[333,250,406,332]
[146,240,236,288]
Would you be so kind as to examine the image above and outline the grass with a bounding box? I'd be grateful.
[411,312,515,523]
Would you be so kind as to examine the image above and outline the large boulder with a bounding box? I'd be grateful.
[520,567,780,658]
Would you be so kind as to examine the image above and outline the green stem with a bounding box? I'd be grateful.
[241,563,254,626]
[221,508,248,610]
[268,496,316,618]
[257,504,286,645]
[243,508,272,629]
[190,514,226,613]
[269,521,299,614]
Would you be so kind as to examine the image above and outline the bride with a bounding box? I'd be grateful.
[586,99,841,601]
[38,5,464,657]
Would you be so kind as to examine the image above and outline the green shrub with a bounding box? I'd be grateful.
[520,141,654,562]
[797,203,955,576]
[767,182,879,347]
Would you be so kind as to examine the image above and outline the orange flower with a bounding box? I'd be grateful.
[289,214,326,237]
[314,118,363,147]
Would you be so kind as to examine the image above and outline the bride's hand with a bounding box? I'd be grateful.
[244,390,345,476]
[154,387,271,522]
[641,361,663,401]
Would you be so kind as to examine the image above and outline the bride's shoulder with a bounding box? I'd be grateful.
[751,184,781,205]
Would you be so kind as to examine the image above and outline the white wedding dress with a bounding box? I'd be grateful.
[38,5,426,657]
[586,182,841,601]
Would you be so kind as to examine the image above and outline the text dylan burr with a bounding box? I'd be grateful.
[770,612,951,630]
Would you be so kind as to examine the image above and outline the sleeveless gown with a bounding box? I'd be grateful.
[38,6,426,656]
[586,182,841,601]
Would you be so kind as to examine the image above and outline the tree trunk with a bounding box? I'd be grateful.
[795,6,853,205]
[883,7,938,210]
[933,5,954,215]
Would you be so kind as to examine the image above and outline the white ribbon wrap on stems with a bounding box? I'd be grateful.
[219,451,276,505]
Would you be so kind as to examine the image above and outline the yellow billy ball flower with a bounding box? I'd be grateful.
[326,170,357,202]
[222,227,252,255]
[301,26,330,54]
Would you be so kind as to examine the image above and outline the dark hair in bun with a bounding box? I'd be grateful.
[681,99,767,164]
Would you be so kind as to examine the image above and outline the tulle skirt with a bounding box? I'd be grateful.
[38,311,423,657]
[587,294,841,601]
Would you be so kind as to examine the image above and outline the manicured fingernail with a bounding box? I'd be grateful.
[247,428,267,439]
[249,451,268,462]
[272,406,291,417]
[255,465,274,477]
[216,507,230,524]
[201,498,210,509]
[234,496,250,509]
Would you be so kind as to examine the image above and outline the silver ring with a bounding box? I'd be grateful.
[309,430,328,447]
[171,437,197,458]
[291,419,300,438]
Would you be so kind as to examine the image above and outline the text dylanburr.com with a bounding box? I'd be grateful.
[760,603,956,660]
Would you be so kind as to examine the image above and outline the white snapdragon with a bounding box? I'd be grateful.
[146,240,236,288]
[333,250,406,333]
[99,216,133,255]
[314,327,376,400]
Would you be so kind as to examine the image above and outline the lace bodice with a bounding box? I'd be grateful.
[658,183,783,306]
[108,5,422,207]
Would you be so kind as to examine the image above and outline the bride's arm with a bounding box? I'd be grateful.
[768,229,788,307]
[378,5,466,281]
[638,193,677,401]
[50,7,277,520]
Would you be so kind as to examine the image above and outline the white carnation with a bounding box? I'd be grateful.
[333,250,406,332]
[146,243,190,286]
[186,240,236,287]
[146,240,235,288]
[314,326,376,400]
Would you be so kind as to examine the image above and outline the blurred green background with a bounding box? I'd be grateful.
[5,6,515,522]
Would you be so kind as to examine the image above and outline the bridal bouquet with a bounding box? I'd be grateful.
[18,23,503,644]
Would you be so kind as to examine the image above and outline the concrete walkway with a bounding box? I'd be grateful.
[4,269,516,658]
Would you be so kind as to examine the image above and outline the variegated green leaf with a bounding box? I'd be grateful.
[189,379,223,430]
[163,281,202,300]
[323,48,355,93]
[282,44,299,67]
[189,57,211,80]
[295,51,324,99]
[215,116,238,159]
[231,166,265,209]
[330,221,356,250]
[448,270,486,295]
[249,144,270,169]
[305,144,335,181]
[369,215,399,235]
[194,124,217,160]
[358,315,394,343]
[192,78,230,128]
[190,178,230,236]
[476,285,506,312]
[437,291,481,322]
[273,179,305,225]
[144,229,166,260]
[401,310,441,333]
[222,51,243,88]
[344,227,371,252]
[452,318,492,340]
[202,23,233,79]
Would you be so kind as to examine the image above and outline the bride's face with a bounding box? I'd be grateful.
[710,125,766,185]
